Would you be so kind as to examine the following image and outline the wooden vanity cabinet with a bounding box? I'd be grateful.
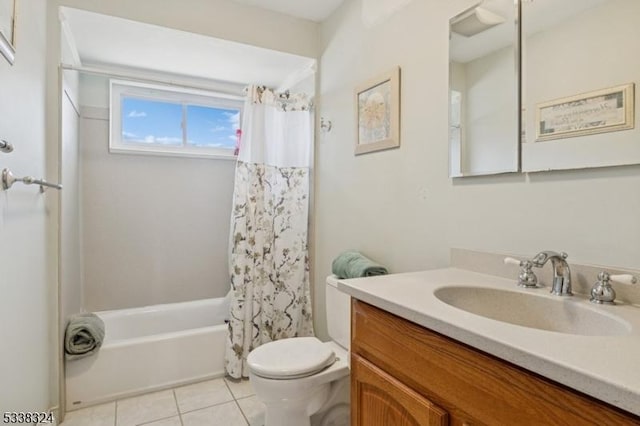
[351,299,640,426]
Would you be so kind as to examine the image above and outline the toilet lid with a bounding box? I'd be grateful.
[247,337,336,379]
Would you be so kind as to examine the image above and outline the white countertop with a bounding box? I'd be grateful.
[337,267,640,416]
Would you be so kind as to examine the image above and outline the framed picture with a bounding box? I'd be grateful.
[355,67,400,155]
[536,83,635,142]
[0,0,16,65]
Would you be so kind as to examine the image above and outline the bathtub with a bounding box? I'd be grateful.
[65,296,230,410]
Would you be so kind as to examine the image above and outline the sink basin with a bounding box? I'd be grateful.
[434,286,631,336]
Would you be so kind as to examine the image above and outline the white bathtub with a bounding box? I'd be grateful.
[65,296,229,410]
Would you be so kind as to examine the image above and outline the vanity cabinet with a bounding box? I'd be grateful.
[351,299,640,426]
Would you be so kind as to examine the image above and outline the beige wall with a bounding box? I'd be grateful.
[0,0,55,413]
[314,0,640,338]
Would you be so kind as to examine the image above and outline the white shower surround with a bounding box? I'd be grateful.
[65,296,229,410]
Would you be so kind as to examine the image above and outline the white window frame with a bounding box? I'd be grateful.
[109,79,243,160]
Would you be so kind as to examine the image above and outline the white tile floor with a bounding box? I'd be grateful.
[60,378,265,426]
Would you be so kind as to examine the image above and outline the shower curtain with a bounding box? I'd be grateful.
[225,86,314,379]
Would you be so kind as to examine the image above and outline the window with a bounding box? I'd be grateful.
[110,80,243,159]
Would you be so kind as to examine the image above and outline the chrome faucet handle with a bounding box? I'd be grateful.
[590,271,638,305]
[504,257,539,288]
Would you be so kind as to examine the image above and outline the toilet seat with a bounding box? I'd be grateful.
[247,337,336,379]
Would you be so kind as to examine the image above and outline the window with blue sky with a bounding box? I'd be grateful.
[111,80,242,159]
[122,98,240,149]
[122,98,183,145]
[186,105,239,149]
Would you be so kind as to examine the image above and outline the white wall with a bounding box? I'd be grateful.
[0,0,55,413]
[315,0,640,338]
[78,76,235,311]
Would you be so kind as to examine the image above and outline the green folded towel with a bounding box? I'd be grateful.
[331,250,389,279]
[64,313,105,360]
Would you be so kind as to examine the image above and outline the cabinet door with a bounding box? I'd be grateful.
[352,354,448,426]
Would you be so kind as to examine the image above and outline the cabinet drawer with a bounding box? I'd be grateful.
[351,299,640,425]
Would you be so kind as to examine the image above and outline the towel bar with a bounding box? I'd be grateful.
[1,168,62,193]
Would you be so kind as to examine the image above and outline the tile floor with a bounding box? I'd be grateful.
[60,378,265,426]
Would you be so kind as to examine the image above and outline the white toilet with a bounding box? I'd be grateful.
[247,275,351,426]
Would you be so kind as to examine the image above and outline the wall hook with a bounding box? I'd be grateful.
[0,139,14,153]
[320,117,332,133]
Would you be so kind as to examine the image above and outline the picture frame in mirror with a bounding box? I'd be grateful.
[535,83,635,142]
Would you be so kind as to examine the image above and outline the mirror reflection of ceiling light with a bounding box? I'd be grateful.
[451,6,506,37]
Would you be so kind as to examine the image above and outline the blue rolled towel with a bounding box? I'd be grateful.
[64,313,105,360]
[331,250,389,279]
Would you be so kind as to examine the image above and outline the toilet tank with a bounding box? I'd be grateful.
[325,275,351,350]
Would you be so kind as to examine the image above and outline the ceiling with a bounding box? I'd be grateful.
[229,0,344,22]
[61,7,316,89]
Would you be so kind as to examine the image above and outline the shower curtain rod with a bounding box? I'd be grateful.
[60,63,245,99]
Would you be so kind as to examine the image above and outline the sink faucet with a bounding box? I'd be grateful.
[532,251,572,296]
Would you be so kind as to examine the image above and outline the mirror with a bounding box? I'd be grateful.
[522,0,640,172]
[448,0,520,177]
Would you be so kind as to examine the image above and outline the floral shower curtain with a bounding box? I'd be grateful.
[225,86,314,379]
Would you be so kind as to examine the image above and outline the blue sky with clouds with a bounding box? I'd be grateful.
[122,97,240,149]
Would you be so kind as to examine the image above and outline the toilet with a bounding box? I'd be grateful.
[247,275,351,426]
